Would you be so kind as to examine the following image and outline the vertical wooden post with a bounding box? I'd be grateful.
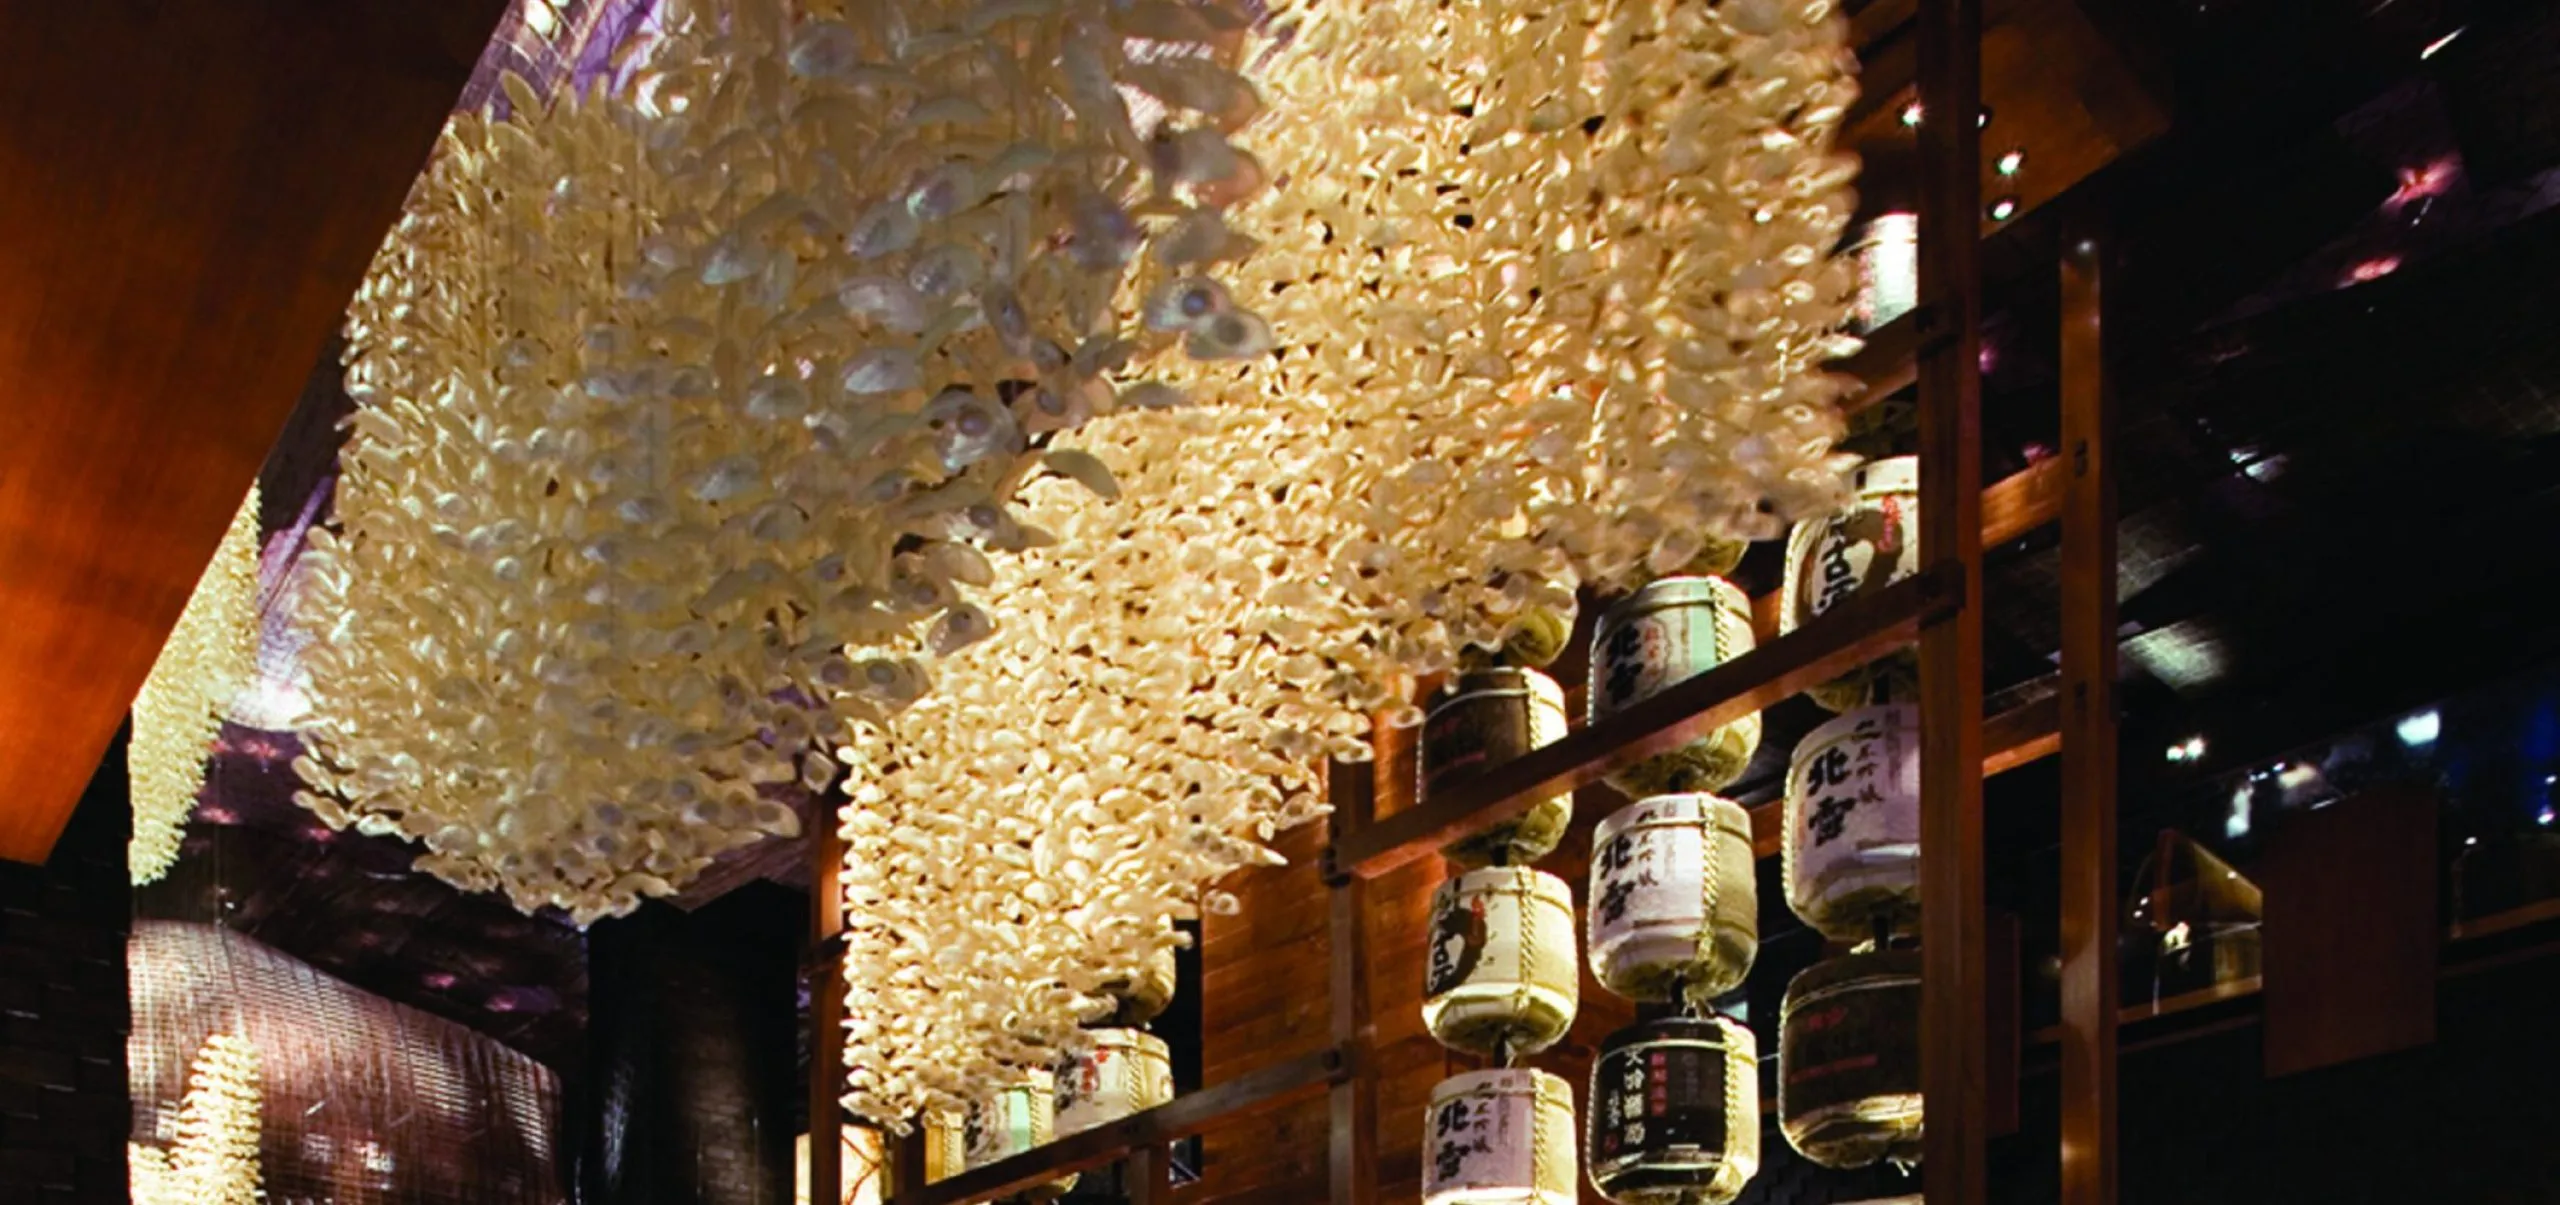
[1326,748,1380,1205]
[811,793,849,1205]
[1125,1140,1168,1205]
[2057,216,2120,1205]
[1914,0,1986,1201]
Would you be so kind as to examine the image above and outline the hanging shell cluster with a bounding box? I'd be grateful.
[130,486,261,886]
[130,1033,264,1205]
[1148,0,1865,720]
[836,444,1364,1123]
[294,0,1272,923]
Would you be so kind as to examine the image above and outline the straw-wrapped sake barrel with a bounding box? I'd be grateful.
[1587,795,1758,1006]
[1423,867,1580,1058]
[1587,1015,1761,1205]
[1589,577,1762,796]
[1778,950,1924,1169]
[1054,1027,1174,1136]
[1781,456,1922,712]
[1423,1067,1579,1205]
[1783,704,1922,941]
[1423,668,1573,867]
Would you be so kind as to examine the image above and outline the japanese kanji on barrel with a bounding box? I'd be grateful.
[1588,577,1763,796]
[1781,456,1922,712]
[1586,1015,1762,1205]
[1784,704,1923,941]
[1779,949,1924,1169]
[1587,795,1759,1007]
[1423,1067,1580,1205]
[1424,867,1581,1057]
[1423,667,1574,867]
[1054,1027,1174,1136]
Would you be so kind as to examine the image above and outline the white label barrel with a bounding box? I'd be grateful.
[1055,1027,1174,1136]
[1587,795,1759,1005]
[1423,867,1580,1058]
[1424,1067,1579,1205]
[1780,456,1922,712]
[1588,577,1763,797]
[1783,704,1922,941]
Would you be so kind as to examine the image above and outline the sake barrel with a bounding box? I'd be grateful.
[1587,1015,1761,1205]
[923,1075,1078,1195]
[1097,942,1179,1026]
[1055,1028,1175,1136]
[1778,950,1923,1169]
[1587,795,1759,1006]
[1424,668,1573,868]
[1783,705,1922,941]
[1780,457,1922,712]
[1589,577,1763,797]
[1424,1067,1579,1205]
[1423,867,1580,1058]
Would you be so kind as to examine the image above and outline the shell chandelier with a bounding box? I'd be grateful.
[293,0,1272,923]
[831,0,1865,1122]
[131,485,262,886]
[835,433,1370,1124]
[1151,0,1866,717]
[131,1033,265,1205]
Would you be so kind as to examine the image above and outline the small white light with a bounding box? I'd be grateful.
[1900,100,1925,128]
[2541,808,2556,828]
[2396,710,2441,747]
[2421,27,2466,59]
[1995,149,2026,176]
[2466,837,2480,847]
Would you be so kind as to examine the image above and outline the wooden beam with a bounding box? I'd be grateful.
[811,793,849,1205]
[1983,695,2063,776]
[899,1046,1348,1205]
[1341,563,1964,881]
[2056,219,2119,1205]
[1123,1142,1167,1205]
[1324,754,1379,1205]
[0,0,507,862]
[1915,1,1989,1204]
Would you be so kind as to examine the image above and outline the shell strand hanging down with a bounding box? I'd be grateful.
[1136,0,1867,724]
[293,0,1275,925]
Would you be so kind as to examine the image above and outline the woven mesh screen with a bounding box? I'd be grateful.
[129,920,564,1204]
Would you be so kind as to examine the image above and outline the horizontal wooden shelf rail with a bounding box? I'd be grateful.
[891,1045,1351,1205]
[1337,561,1967,881]
[2016,897,2560,1048]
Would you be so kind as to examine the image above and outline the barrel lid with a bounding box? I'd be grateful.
[1440,864,1576,906]
[1594,793,1752,847]
[1607,573,1749,617]
[1433,1065,1573,1101]
[1597,1012,1755,1058]
[1783,947,1923,1008]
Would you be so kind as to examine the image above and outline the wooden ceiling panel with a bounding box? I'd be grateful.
[0,2,506,863]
